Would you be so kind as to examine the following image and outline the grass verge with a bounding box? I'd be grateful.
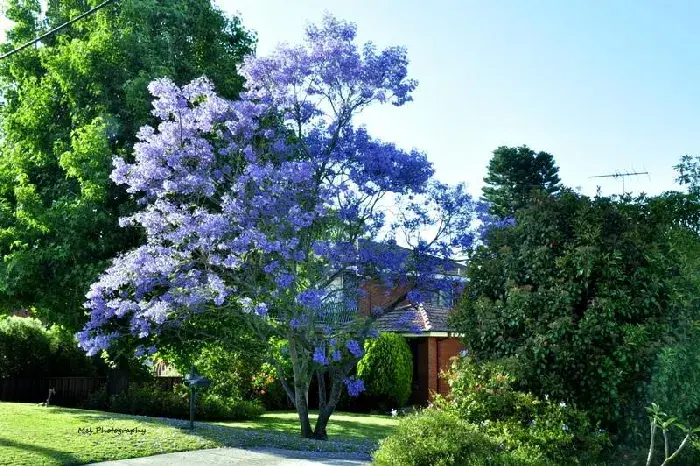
[0,402,397,465]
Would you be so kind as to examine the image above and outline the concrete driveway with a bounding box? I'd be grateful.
[90,447,370,465]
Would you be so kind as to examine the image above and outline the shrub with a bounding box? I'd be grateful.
[0,316,103,379]
[357,332,412,409]
[442,355,610,465]
[0,316,53,378]
[250,338,294,410]
[197,393,264,421]
[373,407,549,466]
[186,345,263,400]
[108,383,264,421]
[251,360,292,410]
[650,323,700,425]
[46,324,104,377]
[80,385,109,411]
[374,408,497,466]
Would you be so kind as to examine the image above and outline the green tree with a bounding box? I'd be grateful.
[481,145,561,217]
[454,189,700,434]
[0,0,255,331]
[357,332,413,409]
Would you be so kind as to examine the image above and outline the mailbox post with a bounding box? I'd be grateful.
[183,366,211,430]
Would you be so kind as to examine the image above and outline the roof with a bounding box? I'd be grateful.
[375,303,454,334]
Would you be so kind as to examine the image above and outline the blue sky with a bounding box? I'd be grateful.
[1,1,697,197]
[220,0,699,197]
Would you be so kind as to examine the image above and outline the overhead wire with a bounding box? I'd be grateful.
[0,0,117,61]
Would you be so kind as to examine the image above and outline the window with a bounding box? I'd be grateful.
[428,288,454,308]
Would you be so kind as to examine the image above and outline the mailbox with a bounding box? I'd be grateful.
[184,366,211,430]
[184,375,211,388]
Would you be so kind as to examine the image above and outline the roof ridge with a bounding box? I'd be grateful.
[416,302,432,331]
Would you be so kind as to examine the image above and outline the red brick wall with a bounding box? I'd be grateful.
[358,279,412,316]
[436,338,464,396]
[427,337,438,395]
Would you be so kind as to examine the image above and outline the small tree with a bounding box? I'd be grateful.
[645,403,700,466]
[357,333,413,409]
[77,15,480,439]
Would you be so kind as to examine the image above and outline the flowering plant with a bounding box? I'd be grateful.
[77,14,487,439]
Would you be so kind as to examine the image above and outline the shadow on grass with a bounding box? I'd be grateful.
[60,408,378,455]
[0,437,81,465]
[221,410,395,441]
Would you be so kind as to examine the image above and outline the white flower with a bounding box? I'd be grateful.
[391,409,398,417]
[562,424,569,431]
[559,402,567,408]
[544,394,549,401]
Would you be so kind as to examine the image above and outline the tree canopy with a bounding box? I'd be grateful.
[454,188,700,433]
[0,0,255,330]
[481,145,561,218]
[76,14,484,439]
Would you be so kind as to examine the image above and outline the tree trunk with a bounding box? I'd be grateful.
[295,384,314,438]
[288,333,314,438]
[314,370,330,440]
[313,370,345,440]
[314,407,333,440]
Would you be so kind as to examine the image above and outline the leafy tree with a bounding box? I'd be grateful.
[357,332,413,408]
[481,145,561,217]
[675,155,700,194]
[0,0,255,331]
[76,15,480,439]
[454,189,699,433]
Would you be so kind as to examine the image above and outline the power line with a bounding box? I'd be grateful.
[0,0,117,61]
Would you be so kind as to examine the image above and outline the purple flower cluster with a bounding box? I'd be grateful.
[313,346,329,365]
[343,376,365,397]
[346,339,364,358]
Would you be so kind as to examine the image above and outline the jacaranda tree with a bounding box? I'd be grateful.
[77,15,484,439]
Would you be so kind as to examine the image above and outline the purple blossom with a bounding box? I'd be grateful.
[344,376,365,397]
[296,289,323,310]
[346,339,364,358]
[254,303,268,317]
[313,346,329,365]
[289,317,302,330]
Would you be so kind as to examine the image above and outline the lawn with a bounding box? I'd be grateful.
[0,402,398,466]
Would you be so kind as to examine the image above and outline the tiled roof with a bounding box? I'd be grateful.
[375,303,454,334]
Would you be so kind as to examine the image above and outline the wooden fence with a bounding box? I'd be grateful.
[0,376,183,407]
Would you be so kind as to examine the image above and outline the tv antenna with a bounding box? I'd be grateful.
[590,170,650,194]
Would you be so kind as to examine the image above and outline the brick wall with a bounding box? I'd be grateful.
[408,336,464,404]
[358,279,412,316]
[436,338,464,396]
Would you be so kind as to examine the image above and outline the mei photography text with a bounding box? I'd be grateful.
[77,426,146,435]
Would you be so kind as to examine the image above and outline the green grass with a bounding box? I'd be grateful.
[217,410,398,442]
[0,402,398,466]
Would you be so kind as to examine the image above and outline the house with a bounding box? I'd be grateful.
[324,252,467,405]
[374,302,464,405]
